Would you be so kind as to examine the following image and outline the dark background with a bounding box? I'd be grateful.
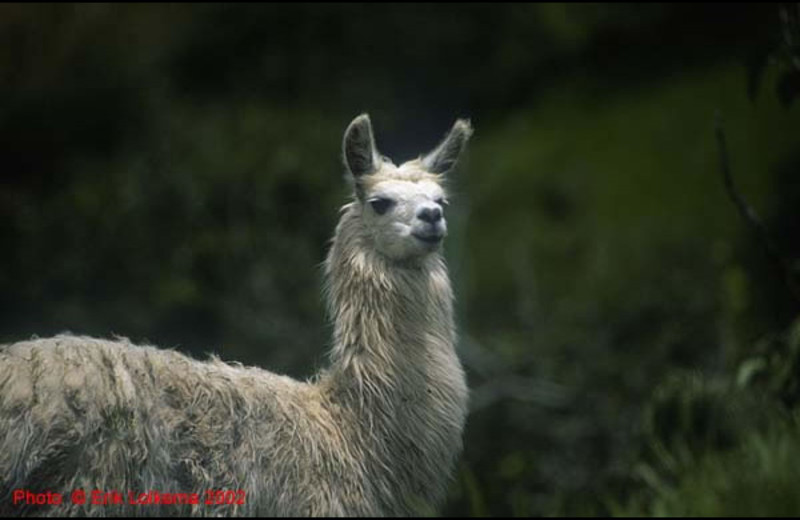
[2,3,800,516]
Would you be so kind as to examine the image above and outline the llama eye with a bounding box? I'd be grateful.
[435,198,449,208]
[369,197,395,215]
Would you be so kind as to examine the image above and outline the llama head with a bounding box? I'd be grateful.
[342,113,472,262]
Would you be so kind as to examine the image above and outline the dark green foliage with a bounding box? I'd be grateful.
[747,4,800,107]
[621,411,800,516]
[618,319,800,516]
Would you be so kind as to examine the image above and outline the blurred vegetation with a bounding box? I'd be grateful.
[1,3,799,516]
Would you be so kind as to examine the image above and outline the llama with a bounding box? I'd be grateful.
[0,113,472,516]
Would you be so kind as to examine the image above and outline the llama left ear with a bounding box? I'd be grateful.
[343,113,381,179]
[421,119,473,175]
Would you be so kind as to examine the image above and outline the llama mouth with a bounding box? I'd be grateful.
[412,232,444,244]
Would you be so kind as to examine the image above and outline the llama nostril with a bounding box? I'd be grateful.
[418,207,442,224]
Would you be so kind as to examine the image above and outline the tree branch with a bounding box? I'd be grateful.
[714,111,800,303]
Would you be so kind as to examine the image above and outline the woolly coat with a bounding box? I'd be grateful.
[0,199,468,517]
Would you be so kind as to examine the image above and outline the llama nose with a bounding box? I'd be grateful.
[417,206,442,224]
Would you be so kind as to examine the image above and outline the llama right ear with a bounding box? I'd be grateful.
[421,119,473,175]
[343,113,380,179]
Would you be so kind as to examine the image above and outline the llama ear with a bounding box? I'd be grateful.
[343,113,380,179]
[421,119,473,175]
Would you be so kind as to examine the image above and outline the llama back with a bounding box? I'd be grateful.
[0,334,359,516]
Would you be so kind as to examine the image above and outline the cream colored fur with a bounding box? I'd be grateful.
[0,114,471,516]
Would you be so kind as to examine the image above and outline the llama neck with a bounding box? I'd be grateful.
[320,205,468,510]
[323,205,461,389]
